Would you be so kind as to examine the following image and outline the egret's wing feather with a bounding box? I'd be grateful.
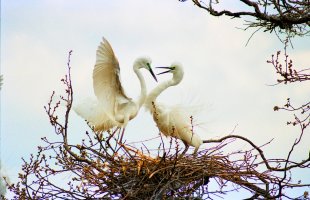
[161,104,203,147]
[74,98,120,132]
[167,106,187,138]
[170,105,203,147]
[154,103,195,138]
[153,103,180,138]
[93,37,130,116]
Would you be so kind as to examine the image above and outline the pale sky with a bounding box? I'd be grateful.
[1,0,309,198]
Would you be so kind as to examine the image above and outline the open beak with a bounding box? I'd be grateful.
[147,63,157,82]
[149,67,158,82]
[156,67,172,75]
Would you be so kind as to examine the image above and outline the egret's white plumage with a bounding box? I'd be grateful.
[145,63,203,153]
[0,163,9,196]
[75,37,157,132]
[0,75,3,90]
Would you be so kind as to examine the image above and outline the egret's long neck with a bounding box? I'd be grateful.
[133,67,147,108]
[145,76,180,111]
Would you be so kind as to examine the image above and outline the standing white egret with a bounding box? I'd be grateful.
[145,63,203,154]
[74,37,157,132]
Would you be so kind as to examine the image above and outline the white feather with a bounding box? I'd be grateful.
[145,63,203,153]
[74,97,119,131]
[75,37,156,132]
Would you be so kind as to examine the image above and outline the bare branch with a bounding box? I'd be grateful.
[180,0,310,38]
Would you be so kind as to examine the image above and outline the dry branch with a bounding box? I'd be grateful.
[180,0,310,38]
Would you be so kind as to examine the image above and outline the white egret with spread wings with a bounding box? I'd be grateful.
[74,37,157,132]
[145,64,203,154]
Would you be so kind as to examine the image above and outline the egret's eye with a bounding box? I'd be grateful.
[170,66,176,70]
[146,63,151,69]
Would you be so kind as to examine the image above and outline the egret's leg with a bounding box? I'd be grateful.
[119,115,129,143]
[193,146,199,155]
[181,143,189,155]
[119,127,126,143]
[178,141,189,159]
[107,128,119,150]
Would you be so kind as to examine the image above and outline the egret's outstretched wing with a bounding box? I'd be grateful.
[93,37,130,116]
